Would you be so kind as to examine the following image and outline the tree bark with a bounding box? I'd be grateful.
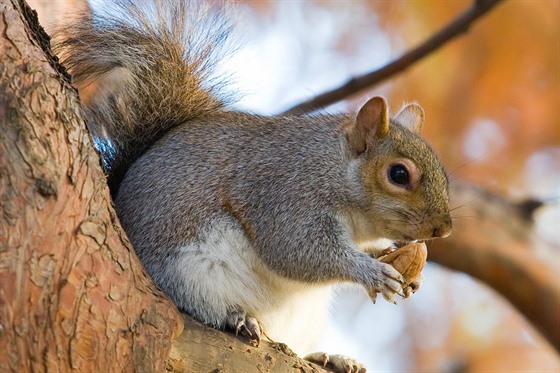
[169,316,329,373]
[0,1,182,371]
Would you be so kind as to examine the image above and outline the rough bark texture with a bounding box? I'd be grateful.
[169,315,330,373]
[0,1,183,372]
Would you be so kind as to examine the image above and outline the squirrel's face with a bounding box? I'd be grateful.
[360,132,452,241]
[347,96,452,242]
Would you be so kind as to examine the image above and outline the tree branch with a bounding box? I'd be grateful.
[169,315,331,373]
[429,182,560,352]
[283,0,505,115]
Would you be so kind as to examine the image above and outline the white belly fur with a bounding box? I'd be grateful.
[172,219,332,356]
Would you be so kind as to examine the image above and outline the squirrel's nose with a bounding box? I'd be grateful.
[432,217,452,238]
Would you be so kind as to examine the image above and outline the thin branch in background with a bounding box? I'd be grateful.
[283,0,505,115]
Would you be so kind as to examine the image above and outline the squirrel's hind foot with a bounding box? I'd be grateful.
[227,308,262,346]
[305,352,366,373]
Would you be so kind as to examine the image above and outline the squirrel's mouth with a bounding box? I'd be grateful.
[395,241,410,248]
[395,239,423,248]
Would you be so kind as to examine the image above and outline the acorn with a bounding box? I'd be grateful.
[379,242,427,285]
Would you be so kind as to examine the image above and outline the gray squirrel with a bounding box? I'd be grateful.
[54,1,451,371]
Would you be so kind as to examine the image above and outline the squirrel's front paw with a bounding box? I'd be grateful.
[226,308,262,346]
[305,352,366,373]
[367,261,407,304]
[379,241,427,299]
[403,272,424,298]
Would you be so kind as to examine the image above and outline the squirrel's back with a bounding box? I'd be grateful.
[54,0,234,191]
[114,111,357,260]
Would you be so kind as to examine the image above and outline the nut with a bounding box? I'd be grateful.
[379,242,427,284]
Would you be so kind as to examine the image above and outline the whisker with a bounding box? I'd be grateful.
[446,155,488,181]
[449,197,480,212]
[450,214,477,220]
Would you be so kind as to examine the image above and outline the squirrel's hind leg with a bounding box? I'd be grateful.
[167,219,269,342]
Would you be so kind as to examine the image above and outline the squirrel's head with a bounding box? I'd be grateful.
[345,96,452,242]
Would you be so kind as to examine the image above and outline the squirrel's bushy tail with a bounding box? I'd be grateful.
[54,0,233,190]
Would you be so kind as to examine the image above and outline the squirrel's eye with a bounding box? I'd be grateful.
[389,164,410,186]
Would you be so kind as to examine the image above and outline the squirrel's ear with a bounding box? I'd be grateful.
[395,103,424,133]
[348,96,389,154]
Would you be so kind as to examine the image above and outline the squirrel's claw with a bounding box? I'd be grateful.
[409,273,424,293]
[235,317,261,346]
[244,316,262,346]
[402,286,413,299]
[367,261,408,304]
[368,290,378,304]
[401,273,424,299]
[382,291,397,304]
[229,309,262,346]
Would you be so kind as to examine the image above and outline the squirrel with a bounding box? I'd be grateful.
[54,1,451,371]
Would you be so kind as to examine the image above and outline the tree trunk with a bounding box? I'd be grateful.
[0,1,182,371]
